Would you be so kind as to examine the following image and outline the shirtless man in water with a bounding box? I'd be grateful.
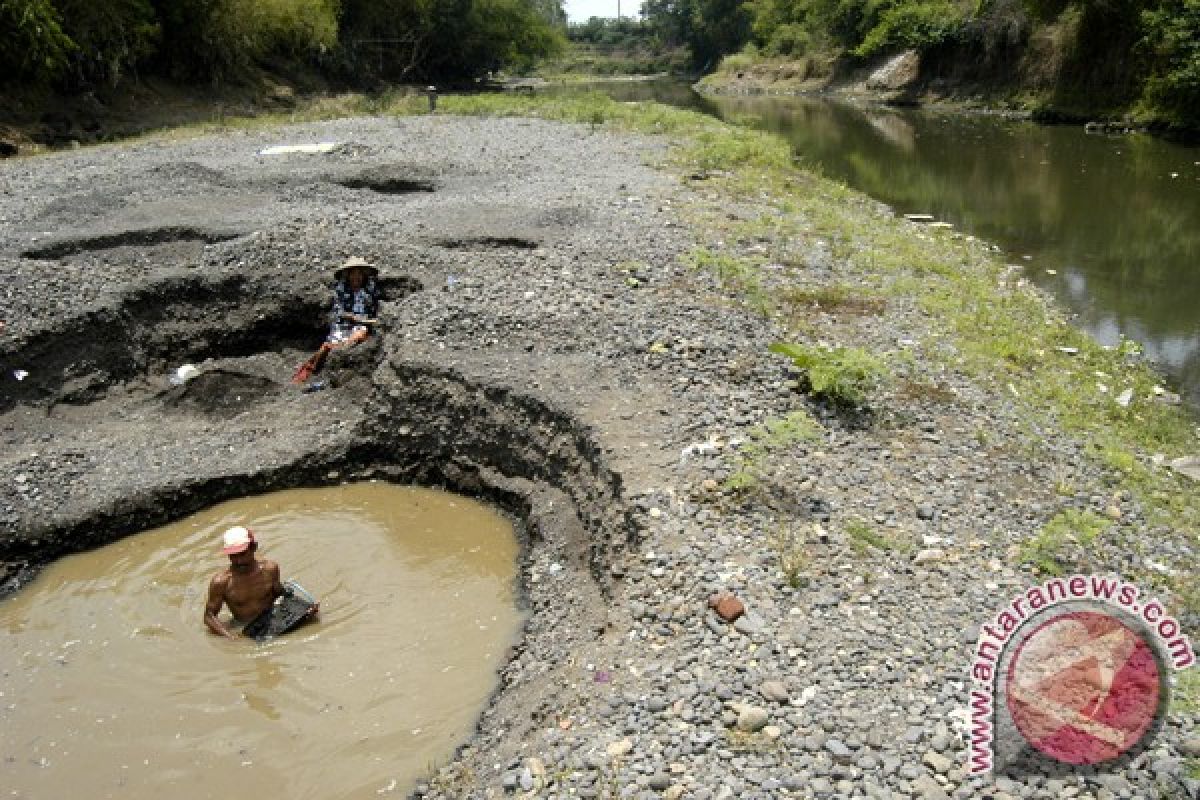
[204,526,314,639]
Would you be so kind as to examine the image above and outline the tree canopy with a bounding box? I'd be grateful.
[0,0,566,88]
[639,0,1200,127]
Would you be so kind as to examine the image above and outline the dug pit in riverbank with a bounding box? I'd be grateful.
[1,484,523,799]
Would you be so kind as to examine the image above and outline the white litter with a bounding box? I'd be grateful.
[1115,388,1134,408]
[258,142,341,156]
[1168,456,1200,482]
[169,364,199,385]
[679,435,723,463]
[13,369,28,381]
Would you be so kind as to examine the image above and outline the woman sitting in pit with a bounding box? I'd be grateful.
[293,256,381,383]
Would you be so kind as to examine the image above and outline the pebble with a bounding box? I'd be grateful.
[913,548,945,565]
[734,705,769,733]
[759,680,789,703]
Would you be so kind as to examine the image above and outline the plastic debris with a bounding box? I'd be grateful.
[679,435,722,463]
[258,142,341,156]
[13,369,28,381]
[1115,388,1134,407]
[169,364,199,385]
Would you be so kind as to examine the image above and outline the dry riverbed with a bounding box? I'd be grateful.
[0,105,1196,799]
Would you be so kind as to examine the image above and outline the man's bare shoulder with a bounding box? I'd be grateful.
[209,569,233,588]
[261,559,281,575]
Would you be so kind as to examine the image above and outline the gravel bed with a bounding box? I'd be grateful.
[0,113,1195,799]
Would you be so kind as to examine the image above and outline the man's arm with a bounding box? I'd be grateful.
[204,574,238,639]
[267,561,285,599]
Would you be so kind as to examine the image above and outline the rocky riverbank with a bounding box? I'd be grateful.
[0,106,1196,799]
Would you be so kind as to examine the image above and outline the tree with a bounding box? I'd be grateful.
[55,0,160,87]
[0,0,75,84]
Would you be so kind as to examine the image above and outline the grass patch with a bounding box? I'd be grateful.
[724,410,823,495]
[769,521,811,588]
[1017,509,1111,576]
[687,247,773,317]
[845,517,893,554]
[781,284,886,315]
[1176,666,1200,714]
[769,342,889,408]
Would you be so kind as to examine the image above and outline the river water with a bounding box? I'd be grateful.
[0,483,523,800]
[577,81,1200,405]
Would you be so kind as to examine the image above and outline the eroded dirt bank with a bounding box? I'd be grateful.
[1,115,1196,799]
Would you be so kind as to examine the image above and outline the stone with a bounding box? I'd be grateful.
[733,611,765,635]
[865,50,921,91]
[607,738,633,758]
[1169,455,1200,481]
[913,548,945,565]
[825,739,854,764]
[922,750,954,774]
[760,680,789,703]
[647,772,671,790]
[1179,737,1200,758]
[911,775,950,800]
[735,704,769,733]
[708,592,745,623]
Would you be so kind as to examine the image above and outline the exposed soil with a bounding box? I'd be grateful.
[1,114,1196,799]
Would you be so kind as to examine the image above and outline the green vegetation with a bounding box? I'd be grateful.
[724,410,822,494]
[639,0,1200,129]
[1138,0,1200,127]
[0,0,565,90]
[769,521,811,588]
[845,517,895,554]
[781,284,885,315]
[769,342,889,408]
[1017,509,1110,575]
[687,247,773,315]
[1179,667,1200,714]
[544,16,688,76]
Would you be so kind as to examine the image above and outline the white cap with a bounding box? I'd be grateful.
[221,526,255,555]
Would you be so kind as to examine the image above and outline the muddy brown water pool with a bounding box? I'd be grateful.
[0,483,524,800]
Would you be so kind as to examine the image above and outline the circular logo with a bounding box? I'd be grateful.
[1005,610,1162,765]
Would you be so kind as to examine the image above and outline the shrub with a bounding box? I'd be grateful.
[724,411,822,495]
[56,0,161,87]
[0,0,75,84]
[769,341,888,407]
[763,23,814,57]
[1139,0,1200,128]
[1017,509,1109,575]
[854,0,966,58]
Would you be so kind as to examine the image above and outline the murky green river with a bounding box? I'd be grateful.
[576,81,1200,405]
